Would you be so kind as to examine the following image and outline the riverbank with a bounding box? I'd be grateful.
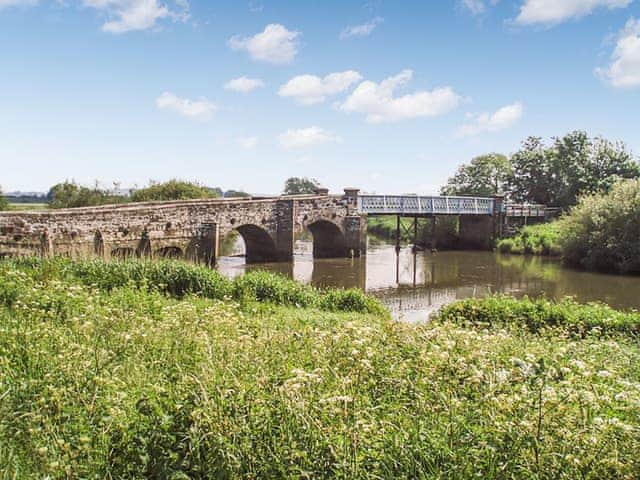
[496,223,562,256]
[1,258,639,478]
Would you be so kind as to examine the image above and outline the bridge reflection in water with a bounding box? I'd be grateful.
[217,241,640,321]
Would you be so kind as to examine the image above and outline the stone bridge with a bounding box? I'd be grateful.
[0,188,547,263]
[0,189,366,265]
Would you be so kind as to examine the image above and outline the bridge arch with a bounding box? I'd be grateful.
[307,220,347,259]
[236,224,279,263]
[156,246,183,259]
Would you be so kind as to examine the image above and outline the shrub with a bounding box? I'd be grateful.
[131,179,217,203]
[559,179,640,274]
[497,222,561,256]
[319,288,388,315]
[435,295,640,337]
[232,270,317,307]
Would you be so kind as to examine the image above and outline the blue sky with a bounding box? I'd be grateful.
[1,0,639,194]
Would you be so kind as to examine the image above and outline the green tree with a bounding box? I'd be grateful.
[48,181,125,209]
[224,190,251,198]
[283,177,320,195]
[441,153,511,196]
[0,186,8,211]
[131,180,217,202]
[509,131,640,208]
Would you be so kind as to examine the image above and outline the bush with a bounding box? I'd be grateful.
[435,295,640,337]
[559,179,640,274]
[497,222,561,256]
[131,180,217,203]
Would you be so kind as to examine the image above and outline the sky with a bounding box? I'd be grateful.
[1,0,639,195]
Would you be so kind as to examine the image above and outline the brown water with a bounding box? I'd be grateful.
[217,240,640,321]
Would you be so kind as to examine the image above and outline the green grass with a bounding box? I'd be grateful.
[1,260,639,478]
[7,202,49,211]
[436,295,640,336]
[4,257,387,316]
[497,222,562,256]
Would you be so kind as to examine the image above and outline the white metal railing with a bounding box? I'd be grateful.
[357,195,495,215]
[357,195,547,217]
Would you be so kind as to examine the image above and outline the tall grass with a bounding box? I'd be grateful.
[436,295,640,336]
[2,257,387,316]
[1,263,639,478]
[497,222,562,256]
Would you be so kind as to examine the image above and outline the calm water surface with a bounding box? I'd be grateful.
[217,240,640,321]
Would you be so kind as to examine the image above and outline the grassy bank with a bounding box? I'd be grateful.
[1,260,639,478]
[497,222,562,256]
[4,257,385,315]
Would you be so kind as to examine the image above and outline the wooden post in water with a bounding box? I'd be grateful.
[395,215,401,253]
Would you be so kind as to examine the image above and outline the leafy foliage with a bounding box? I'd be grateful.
[130,179,218,202]
[509,131,640,208]
[559,178,640,274]
[283,176,320,195]
[496,222,562,256]
[441,153,511,196]
[47,181,127,209]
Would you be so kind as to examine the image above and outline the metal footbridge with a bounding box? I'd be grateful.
[357,194,545,217]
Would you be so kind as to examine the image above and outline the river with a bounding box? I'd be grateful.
[217,239,640,321]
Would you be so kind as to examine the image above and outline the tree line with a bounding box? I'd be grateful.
[441,130,639,209]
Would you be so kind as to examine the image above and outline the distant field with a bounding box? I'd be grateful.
[7,202,49,211]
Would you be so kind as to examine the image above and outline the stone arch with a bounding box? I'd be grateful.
[307,220,347,259]
[111,247,135,260]
[236,224,278,263]
[156,246,183,259]
[94,230,105,258]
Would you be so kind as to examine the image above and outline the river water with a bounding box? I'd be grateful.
[217,239,640,321]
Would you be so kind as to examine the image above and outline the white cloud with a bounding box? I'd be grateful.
[278,127,341,150]
[155,92,217,120]
[338,69,462,123]
[340,17,383,39]
[456,102,523,137]
[515,0,632,26]
[597,18,640,88]
[0,0,37,8]
[83,0,189,34]
[228,23,300,64]
[237,136,258,148]
[224,76,265,93]
[278,71,362,105]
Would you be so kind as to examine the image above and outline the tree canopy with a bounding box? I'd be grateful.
[509,131,639,208]
[130,180,218,203]
[443,131,640,210]
[441,153,511,197]
[47,181,126,209]
[283,177,320,195]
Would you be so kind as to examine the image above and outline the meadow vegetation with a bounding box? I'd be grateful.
[559,178,640,274]
[496,223,562,256]
[1,258,639,478]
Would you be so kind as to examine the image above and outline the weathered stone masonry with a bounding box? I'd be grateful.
[0,190,367,264]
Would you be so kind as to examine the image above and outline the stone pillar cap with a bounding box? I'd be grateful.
[315,187,329,195]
